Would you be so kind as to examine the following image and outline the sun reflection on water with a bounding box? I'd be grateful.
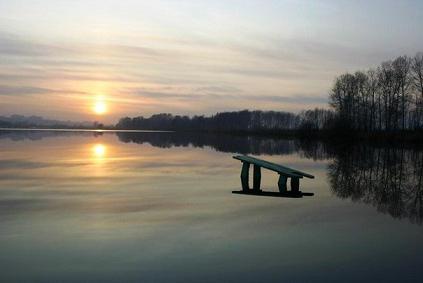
[92,144,106,160]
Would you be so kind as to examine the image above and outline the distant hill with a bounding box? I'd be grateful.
[0,115,105,129]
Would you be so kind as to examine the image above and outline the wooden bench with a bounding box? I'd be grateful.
[233,155,314,193]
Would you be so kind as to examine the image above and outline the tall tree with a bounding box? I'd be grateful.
[392,56,411,130]
[411,53,423,129]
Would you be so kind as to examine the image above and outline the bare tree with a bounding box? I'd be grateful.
[411,53,423,129]
[392,56,411,130]
[366,69,379,131]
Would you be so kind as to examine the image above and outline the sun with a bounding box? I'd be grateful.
[93,101,107,115]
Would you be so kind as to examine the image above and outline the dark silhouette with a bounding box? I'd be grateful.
[116,110,303,133]
[3,53,423,140]
[117,131,423,223]
[117,131,301,155]
[233,154,314,191]
[2,126,423,223]
[0,115,107,129]
[115,109,334,135]
[232,155,315,198]
[329,53,423,132]
[232,190,314,198]
[327,143,423,225]
[116,52,423,140]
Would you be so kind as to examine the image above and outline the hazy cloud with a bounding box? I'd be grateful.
[127,89,327,105]
[0,0,422,121]
[0,85,89,96]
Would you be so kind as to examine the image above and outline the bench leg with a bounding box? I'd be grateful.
[240,162,250,191]
[278,175,287,192]
[291,177,300,193]
[253,165,261,191]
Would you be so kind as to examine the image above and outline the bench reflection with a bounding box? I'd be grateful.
[232,190,314,198]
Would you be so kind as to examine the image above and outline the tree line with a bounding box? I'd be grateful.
[330,53,423,131]
[116,109,333,133]
[118,110,301,132]
[116,52,423,134]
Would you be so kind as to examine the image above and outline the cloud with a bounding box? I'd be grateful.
[0,29,396,120]
[0,85,88,96]
[0,32,161,59]
[0,33,75,57]
[0,86,54,95]
[194,86,241,94]
[126,89,327,105]
[246,94,328,104]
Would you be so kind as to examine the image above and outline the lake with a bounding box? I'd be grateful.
[0,129,423,282]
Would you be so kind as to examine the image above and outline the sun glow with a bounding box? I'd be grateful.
[93,101,107,115]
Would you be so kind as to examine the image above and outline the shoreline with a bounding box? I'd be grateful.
[2,127,423,143]
[0,128,174,133]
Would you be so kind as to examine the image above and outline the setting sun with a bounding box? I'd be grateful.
[93,101,107,115]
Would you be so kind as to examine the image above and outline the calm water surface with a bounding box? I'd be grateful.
[0,130,423,282]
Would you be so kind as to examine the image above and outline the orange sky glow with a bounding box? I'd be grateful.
[0,1,422,123]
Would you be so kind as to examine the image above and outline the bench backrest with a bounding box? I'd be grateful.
[233,155,315,179]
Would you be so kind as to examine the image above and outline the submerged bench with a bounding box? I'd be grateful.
[233,155,314,193]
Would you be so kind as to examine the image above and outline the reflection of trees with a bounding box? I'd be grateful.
[3,130,423,224]
[117,132,301,155]
[328,145,423,224]
[118,132,423,224]
[0,130,102,141]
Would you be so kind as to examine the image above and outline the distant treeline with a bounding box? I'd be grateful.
[117,52,423,135]
[0,115,105,129]
[116,109,334,133]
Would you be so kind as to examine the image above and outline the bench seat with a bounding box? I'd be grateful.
[233,155,314,193]
[233,155,314,179]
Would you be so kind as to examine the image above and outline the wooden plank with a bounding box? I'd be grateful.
[233,155,314,179]
[234,155,301,177]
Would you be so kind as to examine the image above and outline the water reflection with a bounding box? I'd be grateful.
[1,130,423,224]
[105,132,423,224]
[232,190,314,198]
[116,131,298,155]
[0,129,104,140]
[327,145,423,224]
[1,130,423,282]
[93,144,106,159]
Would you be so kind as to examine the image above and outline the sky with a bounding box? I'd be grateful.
[0,0,422,123]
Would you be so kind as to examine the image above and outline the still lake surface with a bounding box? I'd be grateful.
[0,129,423,282]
